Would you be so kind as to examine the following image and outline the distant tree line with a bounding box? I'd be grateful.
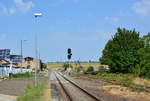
[100,28,150,78]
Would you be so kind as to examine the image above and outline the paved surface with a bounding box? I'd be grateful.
[0,94,17,101]
[0,77,47,96]
[0,76,48,101]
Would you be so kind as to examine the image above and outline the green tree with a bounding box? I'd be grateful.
[137,33,150,77]
[100,28,144,73]
[142,33,150,46]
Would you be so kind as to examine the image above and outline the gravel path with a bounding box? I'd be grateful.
[50,72,63,101]
[71,76,150,101]
[56,73,97,101]
[71,77,127,101]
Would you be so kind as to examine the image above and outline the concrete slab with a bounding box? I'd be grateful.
[0,94,17,101]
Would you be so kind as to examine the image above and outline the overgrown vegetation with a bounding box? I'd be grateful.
[89,72,133,86]
[100,28,150,78]
[17,82,46,101]
[72,72,150,92]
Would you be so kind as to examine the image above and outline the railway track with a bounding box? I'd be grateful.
[54,72,101,101]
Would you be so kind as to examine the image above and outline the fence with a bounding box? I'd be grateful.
[0,67,32,76]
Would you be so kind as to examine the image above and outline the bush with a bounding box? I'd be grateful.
[62,63,69,70]
[40,63,47,71]
[86,66,94,72]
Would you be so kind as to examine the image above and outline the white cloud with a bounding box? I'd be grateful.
[105,16,119,23]
[14,0,34,13]
[9,8,16,14]
[0,3,16,15]
[132,0,150,16]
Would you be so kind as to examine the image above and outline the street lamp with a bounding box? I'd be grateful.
[34,13,42,87]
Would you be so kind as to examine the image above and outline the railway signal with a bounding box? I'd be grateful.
[67,48,71,54]
[67,48,72,73]
[67,48,72,60]
[67,54,71,60]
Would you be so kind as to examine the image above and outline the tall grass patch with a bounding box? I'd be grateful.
[17,82,46,101]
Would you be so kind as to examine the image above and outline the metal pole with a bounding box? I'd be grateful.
[21,40,23,72]
[21,40,26,69]
[35,33,38,87]
[34,13,42,87]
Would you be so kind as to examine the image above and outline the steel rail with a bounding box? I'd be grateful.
[56,72,102,101]
[54,72,74,101]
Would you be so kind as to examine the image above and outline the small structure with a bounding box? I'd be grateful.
[0,49,10,60]
[9,55,22,64]
[18,57,41,70]
[0,59,10,67]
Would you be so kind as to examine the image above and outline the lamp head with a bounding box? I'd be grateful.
[34,13,42,17]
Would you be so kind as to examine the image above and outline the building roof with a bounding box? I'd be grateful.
[0,59,10,65]
[24,57,34,61]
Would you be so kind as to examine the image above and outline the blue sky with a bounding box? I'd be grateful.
[0,0,150,62]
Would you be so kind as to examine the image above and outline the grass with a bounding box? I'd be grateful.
[17,82,46,101]
[11,72,34,78]
[47,62,101,70]
[92,72,133,86]
[42,83,51,101]
[0,76,8,80]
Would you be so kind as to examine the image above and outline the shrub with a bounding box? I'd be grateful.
[62,63,69,70]
[86,66,94,72]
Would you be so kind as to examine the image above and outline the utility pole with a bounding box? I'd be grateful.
[20,40,26,69]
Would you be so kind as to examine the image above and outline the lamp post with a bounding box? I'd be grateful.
[34,13,42,87]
